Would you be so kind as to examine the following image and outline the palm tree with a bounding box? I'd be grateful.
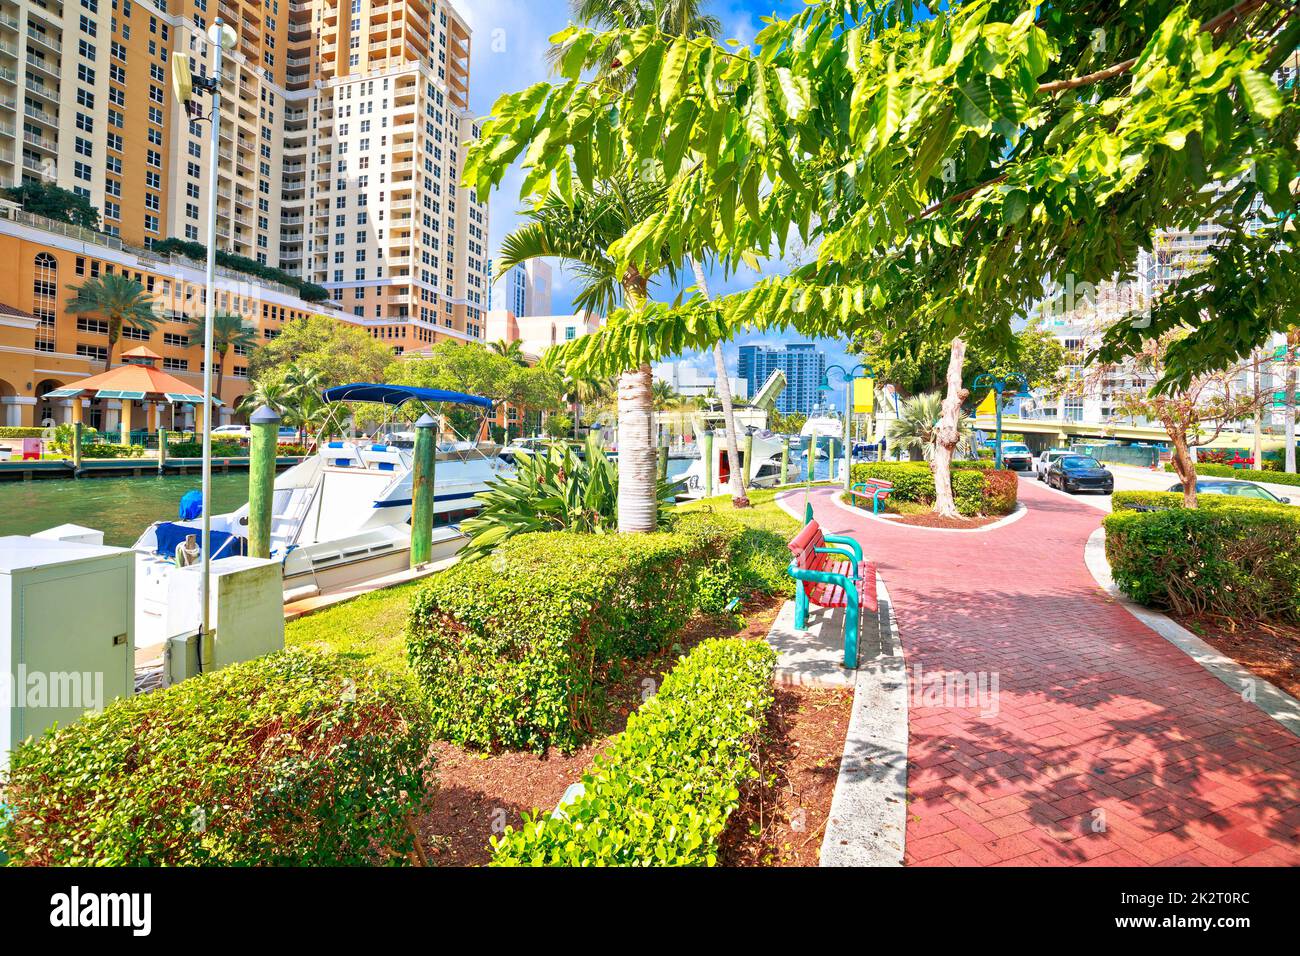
[65,274,161,372]
[488,339,528,366]
[499,178,675,532]
[551,1,746,507]
[887,391,973,462]
[193,312,258,401]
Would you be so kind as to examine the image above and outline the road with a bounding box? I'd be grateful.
[1021,461,1298,512]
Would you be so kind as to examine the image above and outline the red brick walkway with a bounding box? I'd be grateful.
[786,482,1300,866]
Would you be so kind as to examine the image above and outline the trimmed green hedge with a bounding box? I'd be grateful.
[849,462,1018,516]
[1163,462,1300,488]
[1112,490,1287,512]
[408,530,715,752]
[1105,504,1300,622]
[167,440,246,458]
[490,637,776,866]
[0,427,45,439]
[78,442,145,459]
[0,652,433,866]
[672,509,794,600]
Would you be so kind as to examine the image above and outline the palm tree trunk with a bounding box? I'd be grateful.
[616,269,659,533]
[690,259,748,507]
[616,363,657,532]
[215,352,226,410]
[105,321,119,373]
[932,338,967,518]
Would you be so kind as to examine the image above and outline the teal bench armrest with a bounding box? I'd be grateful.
[823,534,863,561]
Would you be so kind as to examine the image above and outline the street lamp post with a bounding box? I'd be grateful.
[820,363,874,492]
[172,20,236,671]
[972,372,1029,469]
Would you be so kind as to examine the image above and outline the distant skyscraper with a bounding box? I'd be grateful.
[738,343,826,415]
[500,261,554,317]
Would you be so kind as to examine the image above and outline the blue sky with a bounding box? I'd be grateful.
[460,0,859,408]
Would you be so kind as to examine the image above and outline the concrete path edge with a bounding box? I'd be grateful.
[1084,526,1300,738]
[818,569,909,866]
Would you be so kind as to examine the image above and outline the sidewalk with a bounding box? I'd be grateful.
[785,483,1300,866]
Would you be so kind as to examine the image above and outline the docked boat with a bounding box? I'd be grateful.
[131,384,506,624]
[679,428,793,494]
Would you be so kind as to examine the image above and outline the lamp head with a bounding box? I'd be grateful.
[208,22,237,51]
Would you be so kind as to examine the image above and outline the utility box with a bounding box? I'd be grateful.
[0,536,135,772]
[164,557,284,686]
[33,524,106,547]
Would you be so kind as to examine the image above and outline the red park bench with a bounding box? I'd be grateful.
[786,519,876,668]
[848,478,894,514]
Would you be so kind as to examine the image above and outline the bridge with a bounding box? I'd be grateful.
[972,416,1287,454]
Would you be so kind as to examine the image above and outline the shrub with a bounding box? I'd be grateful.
[671,508,794,598]
[849,462,1017,516]
[981,468,1020,515]
[490,638,776,866]
[1104,505,1300,622]
[0,651,433,866]
[407,531,706,752]
[0,427,45,438]
[152,237,329,302]
[461,434,680,560]
[1112,490,1286,512]
[166,440,246,458]
[77,442,145,459]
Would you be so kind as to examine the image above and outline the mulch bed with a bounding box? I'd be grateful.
[883,511,1001,529]
[418,592,790,866]
[718,683,854,866]
[1172,613,1300,700]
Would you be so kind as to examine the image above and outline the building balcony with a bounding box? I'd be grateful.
[25,29,60,54]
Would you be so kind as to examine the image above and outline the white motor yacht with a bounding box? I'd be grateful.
[131,384,508,632]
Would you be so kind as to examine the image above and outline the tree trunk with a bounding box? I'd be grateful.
[1252,350,1264,468]
[616,363,657,533]
[1169,427,1198,508]
[1286,330,1297,474]
[215,352,226,407]
[105,321,119,373]
[932,338,968,518]
[690,258,748,507]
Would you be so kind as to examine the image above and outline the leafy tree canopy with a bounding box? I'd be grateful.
[4,182,100,229]
[855,321,1067,397]
[467,0,1299,388]
[248,314,396,390]
[387,340,565,414]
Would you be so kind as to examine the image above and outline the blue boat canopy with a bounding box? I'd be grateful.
[321,383,493,409]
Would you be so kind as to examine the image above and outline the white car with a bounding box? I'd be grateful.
[995,441,1034,471]
[1035,448,1073,481]
[211,424,251,439]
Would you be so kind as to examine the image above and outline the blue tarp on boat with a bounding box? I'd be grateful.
[321,383,493,409]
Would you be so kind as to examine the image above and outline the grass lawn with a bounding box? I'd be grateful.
[673,484,812,533]
[285,579,423,675]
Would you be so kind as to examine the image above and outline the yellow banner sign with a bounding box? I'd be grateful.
[853,379,874,414]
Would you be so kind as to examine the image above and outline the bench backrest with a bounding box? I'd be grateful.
[859,478,894,491]
[787,519,827,568]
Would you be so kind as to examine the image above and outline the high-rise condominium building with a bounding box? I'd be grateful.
[0,0,488,354]
[738,342,826,415]
[501,260,552,318]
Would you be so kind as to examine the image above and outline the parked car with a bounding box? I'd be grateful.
[1166,478,1291,504]
[1046,454,1114,494]
[211,424,251,440]
[1035,448,1073,481]
[995,442,1034,471]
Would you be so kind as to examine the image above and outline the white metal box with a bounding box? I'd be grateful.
[0,535,135,771]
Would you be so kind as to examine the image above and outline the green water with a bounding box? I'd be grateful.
[0,473,251,547]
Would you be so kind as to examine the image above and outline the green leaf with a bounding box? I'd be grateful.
[660,40,691,110]
[1237,70,1282,120]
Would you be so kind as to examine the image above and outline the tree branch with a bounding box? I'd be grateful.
[1036,0,1271,95]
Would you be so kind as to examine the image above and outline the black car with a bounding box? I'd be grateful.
[1046,454,1113,494]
